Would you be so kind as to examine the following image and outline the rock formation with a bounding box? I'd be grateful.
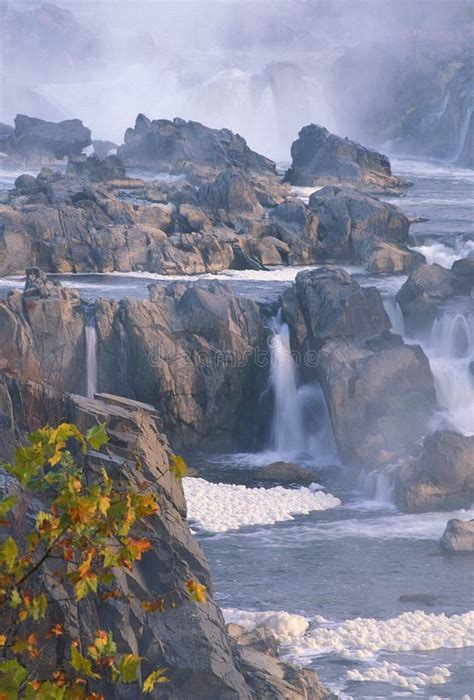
[0,375,332,699]
[397,260,474,334]
[282,268,435,466]
[395,431,474,512]
[440,519,474,553]
[283,124,409,193]
[0,114,91,161]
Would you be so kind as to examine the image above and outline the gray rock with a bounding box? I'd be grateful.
[399,593,439,606]
[284,124,407,192]
[66,154,126,182]
[3,114,91,159]
[396,431,474,512]
[255,462,315,485]
[440,519,474,553]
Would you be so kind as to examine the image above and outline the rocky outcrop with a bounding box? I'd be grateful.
[118,115,276,179]
[0,268,86,394]
[396,261,474,333]
[270,186,420,272]
[66,153,127,182]
[440,519,474,553]
[95,281,268,448]
[283,124,408,193]
[0,114,91,160]
[255,462,315,485]
[0,377,332,699]
[282,268,435,466]
[395,431,474,512]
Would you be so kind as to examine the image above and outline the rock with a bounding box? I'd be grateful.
[92,139,118,158]
[3,114,91,159]
[395,431,474,512]
[270,186,416,271]
[283,267,390,345]
[440,519,474,553]
[199,168,264,220]
[255,462,315,485]
[399,593,439,606]
[14,173,39,195]
[118,115,276,179]
[66,154,126,182]
[451,257,474,292]
[282,268,435,466]
[397,262,471,333]
[284,124,407,193]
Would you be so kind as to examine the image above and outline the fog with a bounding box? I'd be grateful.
[1,0,472,160]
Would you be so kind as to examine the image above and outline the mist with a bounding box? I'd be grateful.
[1,0,473,160]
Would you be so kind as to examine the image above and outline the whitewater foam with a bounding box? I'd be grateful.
[182,477,340,533]
[346,660,451,693]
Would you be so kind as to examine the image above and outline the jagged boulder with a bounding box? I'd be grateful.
[199,169,264,220]
[118,115,276,178]
[395,431,474,512]
[284,124,407,193]
[2,114,91,159]
[397,262,472,333]
[282,268,435,466]
[66,154,126,182]
[440,519,474,553]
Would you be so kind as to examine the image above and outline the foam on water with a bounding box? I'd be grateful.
[346,660,451,693]
[182,477,340,533]
[412,239,474,268]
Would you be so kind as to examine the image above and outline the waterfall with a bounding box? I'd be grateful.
[269,313,305,453]
[268,312,338,462]
[427,312,474,436]
[361,465,397,505]
[85,322,98,399]
[383,298,405,336]
[452,107,474,164]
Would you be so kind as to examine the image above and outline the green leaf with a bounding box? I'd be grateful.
[70,645,99,679]
[86,424,109,451]
[117,654,141,683]
[0,659,28,699]
[9,588,21,609]
[143,668,168,693]
[0,536,18,573]
[0,496,16,520]
[75,574,98,602]
[170,455,187,479]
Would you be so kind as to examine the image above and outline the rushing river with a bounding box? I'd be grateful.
[0,159,473,698]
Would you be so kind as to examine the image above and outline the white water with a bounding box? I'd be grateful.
[383,297,405,335]
[267,313,338,463]
[85,323,98,399]
[426,312,474,435]
[452,106,474,164]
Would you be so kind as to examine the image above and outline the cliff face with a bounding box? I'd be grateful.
[0,374,333,700]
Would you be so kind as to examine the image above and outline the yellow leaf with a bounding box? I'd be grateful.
[0,636,6,647]
[185,579,207,604]
[143,668,168,693]
[0,537,18,573]
[117,654,141,683]
[170,455,187,479]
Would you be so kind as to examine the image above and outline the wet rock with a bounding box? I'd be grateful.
[451,256,474,292]
[399,593,439,606]
[395,431,474,512]
[66,153,126,182]
[440,519,474,553]
[255,461,315,485]
[92,139,118,158]
[14,173,39,195]
[2,114,91,159]
[118,115,276,179]
[284,124,407,193]
[396,262,471,333]
[199,168,264,220]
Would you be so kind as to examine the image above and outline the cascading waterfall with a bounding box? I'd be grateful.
[427,311,474,436]
[85,322,98,399]
[268,312,338,462]
[269,313,305,454]
[383,298,405,336]
[452,106,474,164]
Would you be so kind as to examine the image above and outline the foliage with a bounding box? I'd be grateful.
[0,423,205,699]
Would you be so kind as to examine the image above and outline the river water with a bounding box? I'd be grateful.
[0,159,473,698]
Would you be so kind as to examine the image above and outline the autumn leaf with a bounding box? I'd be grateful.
[71,645,99,679]
[141,598,165,613]
[185,579,207,604]
[170,454,187,479]
[0,537,18,573]
[117,654,141,683]
[86,424,109,451]
[143,668,168,693]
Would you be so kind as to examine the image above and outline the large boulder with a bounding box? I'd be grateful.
[397,262,473,333]
[118,115,276,178]
[282,268,435,466]
[440,519,474,553]
[66,154,127,182]
[199,168,264,221]
[2,114,91,159]
[395,431,474,512]
[269,186,419,272]
[95,280,268,448]
[284,124,407,193]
